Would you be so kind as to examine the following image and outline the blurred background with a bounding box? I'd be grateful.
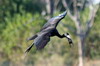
[0,0,100,66]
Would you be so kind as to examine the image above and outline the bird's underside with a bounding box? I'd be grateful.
[25,11,73,53]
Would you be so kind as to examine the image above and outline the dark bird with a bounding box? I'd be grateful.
[25,11,73,53]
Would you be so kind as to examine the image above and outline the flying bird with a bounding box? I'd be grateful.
[25,11,73,53]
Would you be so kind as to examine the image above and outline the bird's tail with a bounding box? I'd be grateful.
[25,43,34,53]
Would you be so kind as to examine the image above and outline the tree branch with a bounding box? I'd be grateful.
[62,0,75,19]
[54,0,60,10]
[73,0,78,16]
[85,5,99,36]
[62,0,81,34]
[81,0,87,11]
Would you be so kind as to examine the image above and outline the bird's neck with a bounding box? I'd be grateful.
[55,20,61,27]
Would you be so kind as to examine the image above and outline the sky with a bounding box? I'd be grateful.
[93,0,100,4]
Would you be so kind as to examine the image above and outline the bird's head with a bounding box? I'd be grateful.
[58,11,67,19]
[52,11,67,23]
[49,11,67,26]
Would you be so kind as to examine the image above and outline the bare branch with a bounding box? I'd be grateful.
[45,0,54,17]
[73,0,78,16]
[62,0,76,21]
[85,5,99,36]
[54,0,60,9]
[77,0,87,11]
[45,0,51,14]
[62,0,81,34]
[81,0,87,11]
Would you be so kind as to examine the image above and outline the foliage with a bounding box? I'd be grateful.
[0,12,46,65]
[0,0,44,22]
[85,8,100,59]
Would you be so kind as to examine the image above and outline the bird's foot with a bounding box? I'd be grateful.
[64,33,74,47]
[69,42,74,47]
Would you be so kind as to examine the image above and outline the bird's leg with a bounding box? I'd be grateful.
[51,29,73,46]
[53,29,65,38]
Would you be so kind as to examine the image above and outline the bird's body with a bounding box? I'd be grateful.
[25,11,73,52]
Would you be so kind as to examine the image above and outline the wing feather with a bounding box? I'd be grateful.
[34,34,50,50]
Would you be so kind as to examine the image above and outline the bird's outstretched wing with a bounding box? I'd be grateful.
[34,33,50,50]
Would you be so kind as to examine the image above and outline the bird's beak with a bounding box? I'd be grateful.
[58,11,67,18]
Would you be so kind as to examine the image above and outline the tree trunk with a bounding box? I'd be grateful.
[45,0,54,17]
[78,35,85,66]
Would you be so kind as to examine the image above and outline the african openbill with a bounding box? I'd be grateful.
[25,11,73,53]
